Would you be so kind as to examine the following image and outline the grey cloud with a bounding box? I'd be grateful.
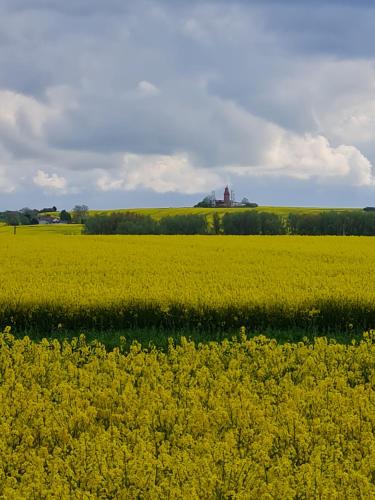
[44,81,277,167]
[259,4,375,58]
[2,0,131,15]
[1,0,375,209]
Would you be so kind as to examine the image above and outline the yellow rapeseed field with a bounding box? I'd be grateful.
[1,227,375,331]
[1,227,375,497]
[1,329,374,498]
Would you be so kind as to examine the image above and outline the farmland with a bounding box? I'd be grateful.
[1,224,375,497]
[1,226,375,334]
[92,205,361,219]
[1,330,375,498]
[41,204,361,222]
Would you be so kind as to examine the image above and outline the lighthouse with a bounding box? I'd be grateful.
[223,186,231,207]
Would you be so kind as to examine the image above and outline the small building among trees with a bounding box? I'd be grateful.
[194,186,258,208]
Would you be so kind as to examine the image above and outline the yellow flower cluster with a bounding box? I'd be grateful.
[1,330,375,498]
[1,230,375,331]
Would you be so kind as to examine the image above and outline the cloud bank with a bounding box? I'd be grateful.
[1,0,375,208]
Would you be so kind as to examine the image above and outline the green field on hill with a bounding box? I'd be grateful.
[37,205,362,222]
[89,205,361,220]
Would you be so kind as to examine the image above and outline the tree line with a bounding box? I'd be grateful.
[84,213,209,235]
[288,211,375,235]
[4,206,375,235]
[83,210,375,236]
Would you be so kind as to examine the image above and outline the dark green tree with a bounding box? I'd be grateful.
[158,214,208,235]
[194,196,214,208]
[60,210,72,223]
[84,212,157,235]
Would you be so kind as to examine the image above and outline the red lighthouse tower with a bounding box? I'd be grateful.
[223,186,231,207]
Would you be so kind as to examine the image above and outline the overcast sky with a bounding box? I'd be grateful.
[1,0,375,210]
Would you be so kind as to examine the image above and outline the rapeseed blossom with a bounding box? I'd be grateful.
[1,233,375,331]
[0,330,374,497]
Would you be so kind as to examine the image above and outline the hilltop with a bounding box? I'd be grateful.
[86,205,361,220]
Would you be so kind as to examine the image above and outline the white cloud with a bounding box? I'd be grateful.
[137,80,160,96]
[0,82,373,199]
[95,131,375,196]
[320,99,375,145]
[262,133,374,185]
[33,169,67,191]
[0,87,73,139]
[0,91,52,137]
[264,58,375,148]
[97,153,224,194]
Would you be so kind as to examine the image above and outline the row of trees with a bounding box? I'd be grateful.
[222,212,284,235]
[223,211,375,235]
[84,210,375,236]
[84,213,209,235]
[288,211,375,236]
[5,205,375,235]
[84,212,285,235]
